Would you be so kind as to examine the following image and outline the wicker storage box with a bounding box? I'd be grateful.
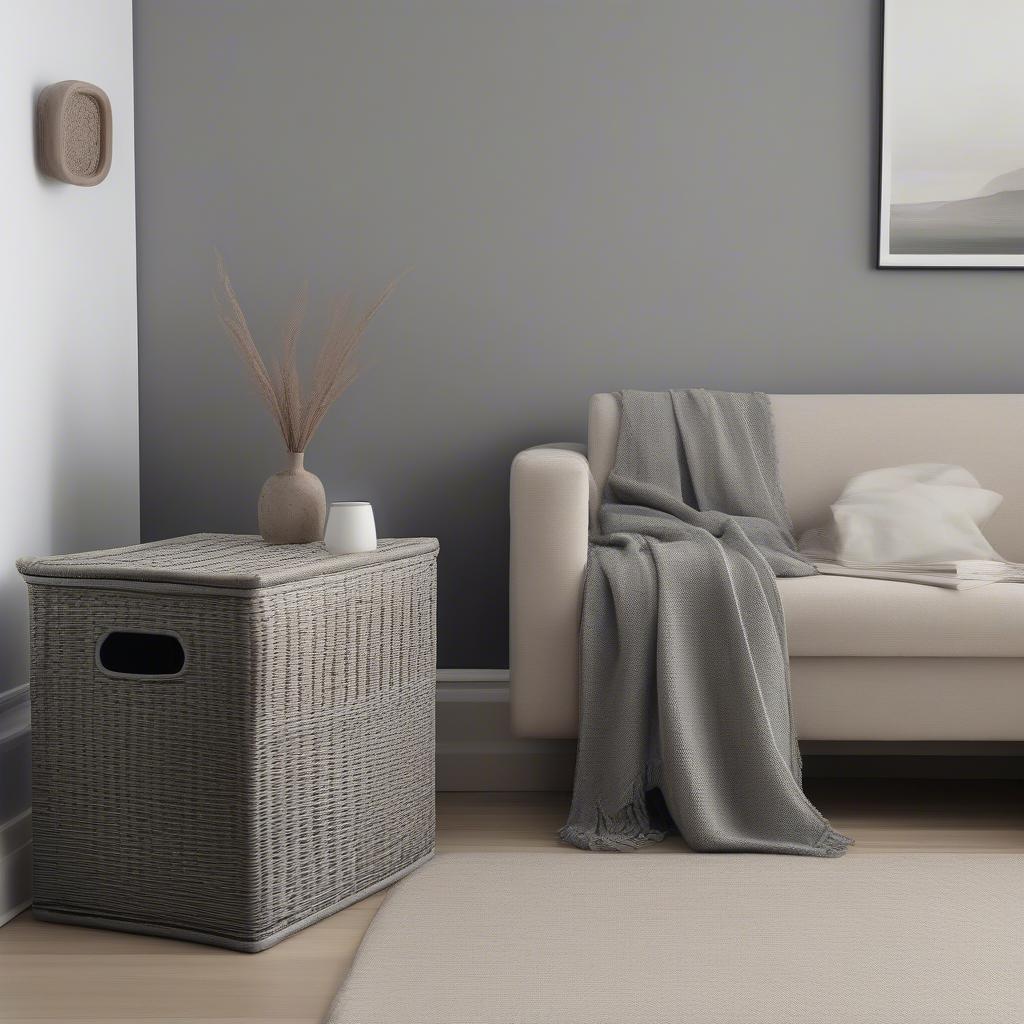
[18,534,438,952]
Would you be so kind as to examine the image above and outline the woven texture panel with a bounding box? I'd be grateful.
[62,92,102,176]
[26,537,437,951]
[19,533,436,589]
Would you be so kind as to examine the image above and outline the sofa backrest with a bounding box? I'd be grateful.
[588,393,1024,561]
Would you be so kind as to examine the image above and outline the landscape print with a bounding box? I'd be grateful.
[880,0,1024,266]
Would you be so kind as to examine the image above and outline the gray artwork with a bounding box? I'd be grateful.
[880,0,1024,267]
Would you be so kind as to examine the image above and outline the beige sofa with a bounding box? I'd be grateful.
[510,394,1024,741]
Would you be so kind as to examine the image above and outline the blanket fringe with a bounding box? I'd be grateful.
[559,778,667,852]
[815,824,854,858]
[560,782,855,857]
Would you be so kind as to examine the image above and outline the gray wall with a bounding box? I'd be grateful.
[135,1,1024,668]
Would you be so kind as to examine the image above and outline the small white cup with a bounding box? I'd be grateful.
[324,502,377,555]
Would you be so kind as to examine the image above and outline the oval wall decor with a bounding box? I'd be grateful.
[37,80,112,186]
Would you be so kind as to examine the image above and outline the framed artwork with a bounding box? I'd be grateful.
[879,0,1024,267]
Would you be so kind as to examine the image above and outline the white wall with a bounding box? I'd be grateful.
[0,0,139,924]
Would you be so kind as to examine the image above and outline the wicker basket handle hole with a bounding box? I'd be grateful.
[96,630,187,679]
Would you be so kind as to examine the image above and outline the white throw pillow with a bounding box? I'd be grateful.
[799,463,1003,565]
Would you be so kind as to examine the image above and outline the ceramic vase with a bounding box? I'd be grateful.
[258,451,327,544]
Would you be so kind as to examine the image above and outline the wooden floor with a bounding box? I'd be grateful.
[1,780,1021,1024]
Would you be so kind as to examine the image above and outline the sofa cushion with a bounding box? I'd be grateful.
[778,574,1024,657]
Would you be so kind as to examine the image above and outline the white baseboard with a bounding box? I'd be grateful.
[0,686,32,925]
[0,810,31,927]
[434,670,1024,789]
[0,683,30,744]
[436,670,574,791]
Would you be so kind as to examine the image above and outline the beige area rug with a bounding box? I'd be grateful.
[326,850,1024,1023]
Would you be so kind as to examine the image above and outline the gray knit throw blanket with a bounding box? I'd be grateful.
[561,390,851,857]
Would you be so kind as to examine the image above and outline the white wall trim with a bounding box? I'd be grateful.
[437,670,510,705]
[435,670,574,791]
[0,809,31,927]
[434,670,1024,789]
[0,684,30,744]
[0,687,32,926]
[437,668,510,686]
[0,810,32,864]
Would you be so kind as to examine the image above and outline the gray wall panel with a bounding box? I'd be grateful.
[134,1,1024,666]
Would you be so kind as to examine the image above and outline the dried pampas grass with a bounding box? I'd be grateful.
[214,252,397,453]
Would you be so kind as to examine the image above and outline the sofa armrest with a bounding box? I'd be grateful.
[509,444,590,738]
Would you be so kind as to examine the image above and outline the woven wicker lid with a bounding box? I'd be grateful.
[18,534,438,591]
